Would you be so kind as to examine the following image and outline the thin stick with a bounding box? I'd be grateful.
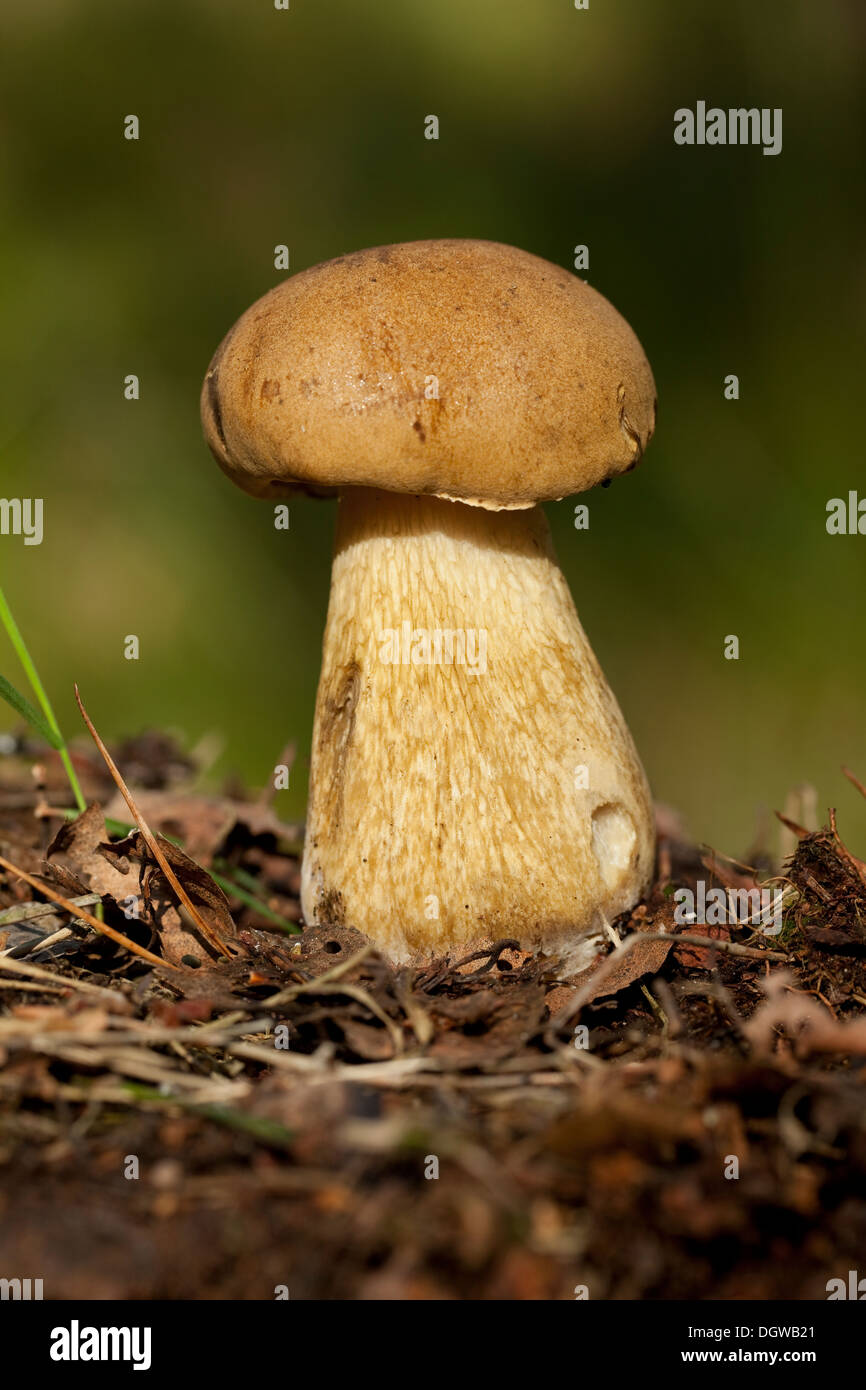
[829,807,866,893]
[74,686,231,958]
[0,978,68,995]
[0,951,131,998]
[3,926,73,959]
[0,852,172,969]
[0,1016,273,1049]
[310,981,404,1052]
[843,766,866,801]
[644,930,788,961]
[228,1040,432,1084]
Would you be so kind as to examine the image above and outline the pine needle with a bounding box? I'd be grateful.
[74,686,232,958]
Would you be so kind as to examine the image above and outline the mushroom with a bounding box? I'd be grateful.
[201,239,657,968]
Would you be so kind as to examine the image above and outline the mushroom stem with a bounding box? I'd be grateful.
[301,487,654,964]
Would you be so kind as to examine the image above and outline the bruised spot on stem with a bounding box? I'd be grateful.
[316,661,361,833]
[316,885,346,927]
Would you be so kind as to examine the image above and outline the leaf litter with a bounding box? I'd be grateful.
[2,727,866,1298]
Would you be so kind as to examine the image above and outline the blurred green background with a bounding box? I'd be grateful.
[1,0,864,856]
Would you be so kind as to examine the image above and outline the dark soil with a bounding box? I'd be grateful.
[2,734,866,1300]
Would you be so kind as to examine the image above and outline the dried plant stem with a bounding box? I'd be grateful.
[0,949,135,997]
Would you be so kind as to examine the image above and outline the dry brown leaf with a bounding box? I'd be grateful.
[743,970,866,1056]
[103,790,302,863]
[46,803,136,902]
[101,831,240,968]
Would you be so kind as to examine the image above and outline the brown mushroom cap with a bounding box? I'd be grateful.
[201,239,656,510]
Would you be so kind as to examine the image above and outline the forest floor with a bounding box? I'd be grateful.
[1,733,866,1300]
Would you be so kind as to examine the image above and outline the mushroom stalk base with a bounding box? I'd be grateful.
[301,488,654,967]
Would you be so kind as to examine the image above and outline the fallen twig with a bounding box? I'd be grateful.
[0,952,126,999]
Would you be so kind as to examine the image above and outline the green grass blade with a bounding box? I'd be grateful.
[120,1083,295,1149]
[0,583,87,811]
[0,672,64,748]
